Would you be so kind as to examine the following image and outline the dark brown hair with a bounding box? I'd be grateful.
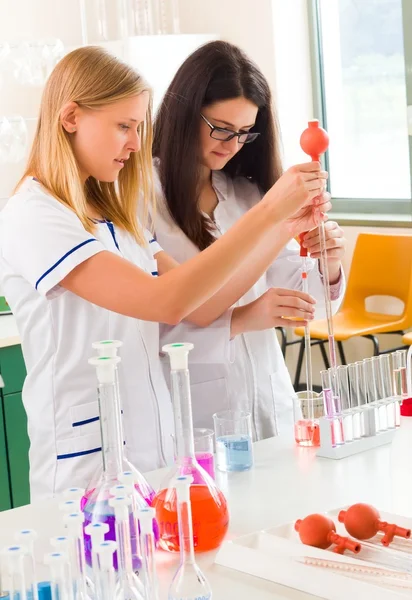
[153,40,283,250]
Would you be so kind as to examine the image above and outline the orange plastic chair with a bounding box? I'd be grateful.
[402,332,412,346]
[294,233,412,388]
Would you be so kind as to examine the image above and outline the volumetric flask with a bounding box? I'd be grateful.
[151,343,229,553]
[82,356,155,571]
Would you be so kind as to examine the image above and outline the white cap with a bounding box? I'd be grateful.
[15,529,38,546]
[58,500,77,514]
[110,484,133,498]
[3,545,25,572]
[118,471,136,485]
[64,511,85,535]
[85,522,110,546]
[44,551,68,573]
[109,496,130,521]
[62,487,85,505]
[92,340,123,357]
[162,343,194,370]
[50,536,70,551]
[174,475,193,503]
[95,541,117,569]
[137,507,155,535]
[88,356,120,384]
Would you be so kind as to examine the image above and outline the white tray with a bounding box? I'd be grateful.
[215,508,412,599]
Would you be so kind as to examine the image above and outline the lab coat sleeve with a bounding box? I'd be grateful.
[0,193,105,298]
[160,308,235,367]
[266,238,346,319]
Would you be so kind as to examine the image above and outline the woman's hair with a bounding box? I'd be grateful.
[153,40,283,250]
[17,46,154,245]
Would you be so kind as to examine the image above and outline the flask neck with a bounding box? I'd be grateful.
[97,381,124,477]
[171,369,195,461]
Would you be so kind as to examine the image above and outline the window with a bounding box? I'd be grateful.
[310,0,412,219]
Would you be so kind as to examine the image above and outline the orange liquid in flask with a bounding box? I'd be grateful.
[152,484,229,552]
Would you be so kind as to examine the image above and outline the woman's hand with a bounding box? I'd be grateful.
[285,191,332,237]
[301,220,346,283]
[230,287,316,337]
[263,162,328,222]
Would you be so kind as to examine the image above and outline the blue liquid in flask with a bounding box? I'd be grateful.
[216,434,253,471]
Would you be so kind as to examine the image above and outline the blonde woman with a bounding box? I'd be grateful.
[0,46,328,501]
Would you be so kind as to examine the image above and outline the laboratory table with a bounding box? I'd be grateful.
[0,432,404,599]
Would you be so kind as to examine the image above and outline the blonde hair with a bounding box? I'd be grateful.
[17,46,154,245]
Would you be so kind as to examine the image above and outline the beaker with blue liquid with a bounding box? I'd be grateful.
[213,410,254,472]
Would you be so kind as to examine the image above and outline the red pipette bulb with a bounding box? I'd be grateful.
[338,503,411,547]
[295,514,361,555]
[300,120,330,162]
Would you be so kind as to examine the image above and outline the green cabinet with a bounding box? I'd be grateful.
[0,344,30,509]
[0,395,11,511]
[3,392,30,507]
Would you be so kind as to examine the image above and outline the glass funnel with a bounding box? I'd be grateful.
[82,356,155,571]
[151,343,229,553]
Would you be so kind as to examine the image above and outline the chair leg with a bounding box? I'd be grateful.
[294,339,305,391]
[276,327,287,357]
[363,335,379,356]
[319,341,330,370]
[337,341,347,365]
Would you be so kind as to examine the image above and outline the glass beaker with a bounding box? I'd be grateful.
[214,410,254,471]
[151,343,229,553]
[82,356,155,571]
[292,391,323,447]
[194,428,215,480]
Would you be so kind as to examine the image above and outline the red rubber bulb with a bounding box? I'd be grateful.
[338,503,411,547]
[300,120,330,162]
[295,514,361,555]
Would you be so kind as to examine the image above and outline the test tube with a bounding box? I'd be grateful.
[320,370,344,446]
[14,529,39,600]
[95,541,118,600]
[379,354,397,429]
[138,507,159,600]
[3,545,28,600]
[336,365,354,442]
[44,551,74,600]
[64,512,91,600]
[347,363,362,439]
[363,358,382,432]
[393,349,407,425]
[371,356,388,431]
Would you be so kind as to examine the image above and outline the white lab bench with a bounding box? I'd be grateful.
[0,432,403,599]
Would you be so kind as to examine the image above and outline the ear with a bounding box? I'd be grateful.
[60,101,80,134]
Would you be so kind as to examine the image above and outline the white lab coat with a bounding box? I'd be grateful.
[0,178,174,501]
[154,168,345,440]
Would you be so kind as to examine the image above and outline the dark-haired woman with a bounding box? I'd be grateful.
[153,41,346,440]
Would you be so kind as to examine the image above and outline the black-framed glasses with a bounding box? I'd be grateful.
[200,113,260,144]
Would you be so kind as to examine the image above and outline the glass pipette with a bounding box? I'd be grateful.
[138,507,159,600]
[168,475,212,600]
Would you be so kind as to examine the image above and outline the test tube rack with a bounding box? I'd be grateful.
[316,412,396,460]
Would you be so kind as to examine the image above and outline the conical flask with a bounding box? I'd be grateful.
[82,356,155,571]
[151,343,229,552]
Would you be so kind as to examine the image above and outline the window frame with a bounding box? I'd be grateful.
[308,0,412,225]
